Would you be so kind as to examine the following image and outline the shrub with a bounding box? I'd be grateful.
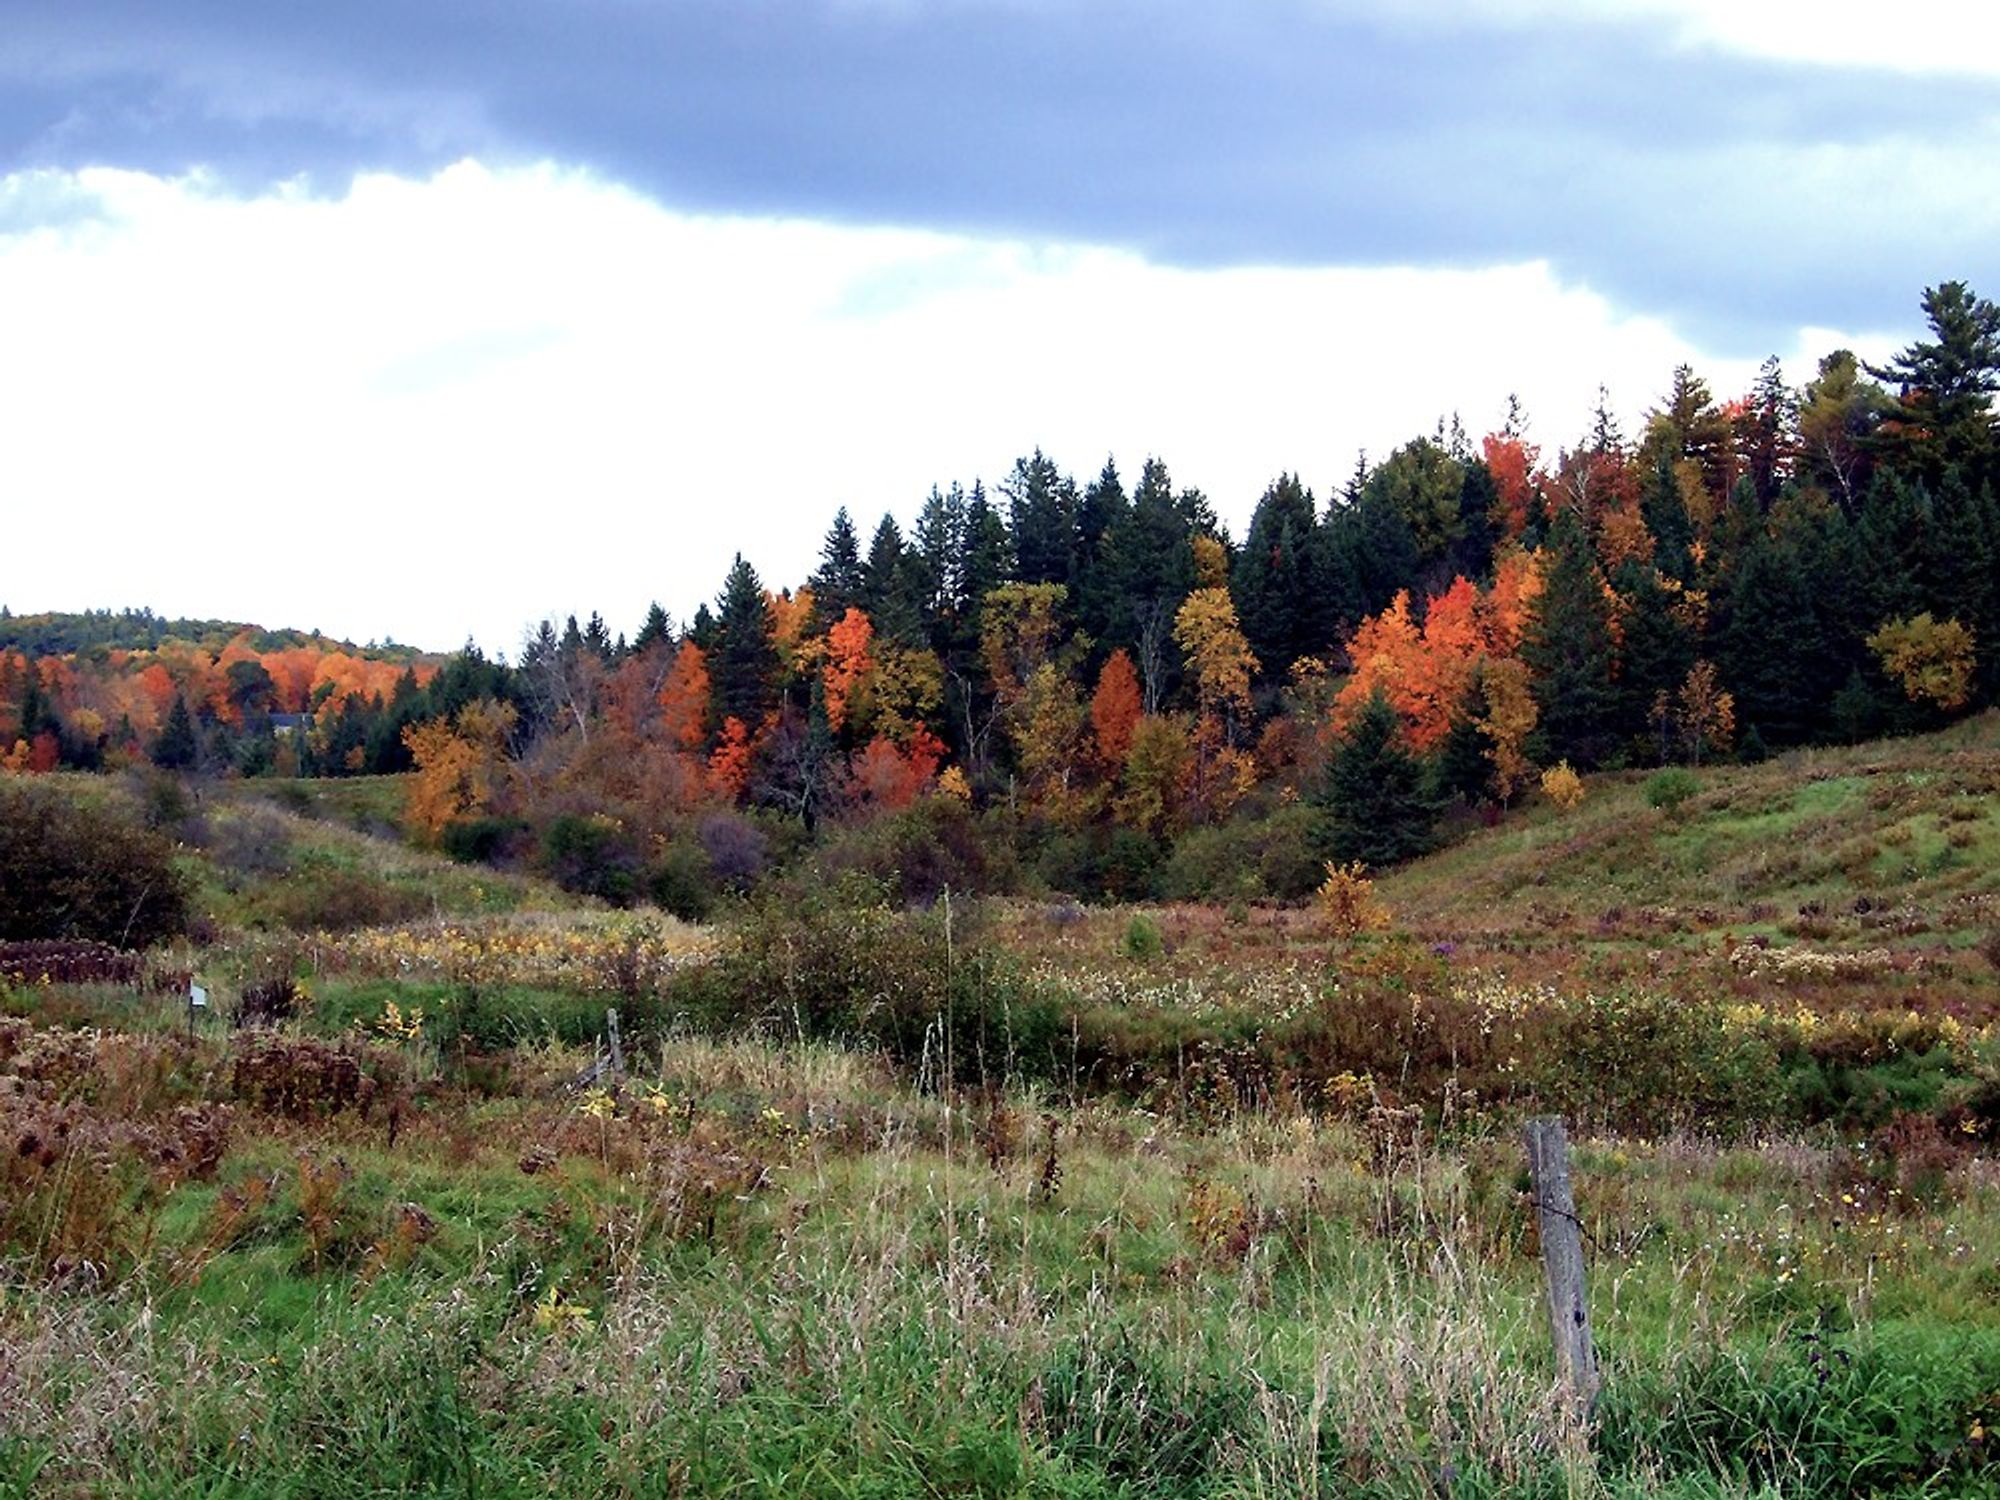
[439,815,524,865]
[540,812,644,904]
[1315,861,1391,936]
[1120,913,1165,960]
[699,812,770,892]
[1645,767,1700,812]
[1540,761,1586,809]
[0,780,193,947]
[1162,804,1320,903]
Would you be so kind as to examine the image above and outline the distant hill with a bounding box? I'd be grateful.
[0,607,428,662]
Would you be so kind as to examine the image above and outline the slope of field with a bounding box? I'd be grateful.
[1382,711,2000,959]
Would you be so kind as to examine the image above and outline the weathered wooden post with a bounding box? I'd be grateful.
[1523,1117,1600,1414]
[605,1007,626,1085]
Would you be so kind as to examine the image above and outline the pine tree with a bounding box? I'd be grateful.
[863,514,923,645]
[910,484,967,641]
[1521,507,1618,767]
[1716,528,1829,746]
[1434,667,1494,805]
[1004,449,1079,587]
[810,508,866,626]
[1232,473,1323,683]
[153,694,198,771]
[633,602,675,655]
[1640,453,1695,582]
[711,555,779,729]
[1612,560,1696,758]
[1311,688,1438,867]
[1868,280,2000,477]
[1073,457,1130,656]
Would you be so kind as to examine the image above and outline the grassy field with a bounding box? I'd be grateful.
[5,729,2000,1496]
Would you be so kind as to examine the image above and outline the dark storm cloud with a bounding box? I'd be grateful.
[5,0,1996,345]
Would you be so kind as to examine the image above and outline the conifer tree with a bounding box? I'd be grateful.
[1521,507,1618,767]
[711,555,779,729]
[1233,473,1322,683]
[810,508,866,626]
[153,694,198,771]
[1311,688,1437,867]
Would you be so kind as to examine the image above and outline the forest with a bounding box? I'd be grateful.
[4,281,1997,911]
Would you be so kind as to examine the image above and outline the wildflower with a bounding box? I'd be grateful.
[532,1284,593,1333]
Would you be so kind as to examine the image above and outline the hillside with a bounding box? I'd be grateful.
[1384,710,2000,941]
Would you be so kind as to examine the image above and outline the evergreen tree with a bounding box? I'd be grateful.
[1311,689,1438,867]
[1857,471,1935,626]
[910,484,967,640]
[633,602,675,655]
[1233,473,1323,683]
[1640,453,1696,582]
[1869,280,2000,477]
[688,604,719,652]
[1930,474,2000,697]
[1449,459,1500,583]
[711,555,779,729]
[1521,507,1618,767]
[152,694,198,771]
[1350,481,1421,621]
[810,508,867,626]
[583,611,614,663]
[1073,458,1130,655]
[1434,667,1494,805]
[1716,528,1830,746]
[863,514,923,644]
[1004,449,1079,587]
[1107,458,1198,708]
[1611,560,1696,759]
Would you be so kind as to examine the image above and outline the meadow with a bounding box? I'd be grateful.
[5,717,2000,1497]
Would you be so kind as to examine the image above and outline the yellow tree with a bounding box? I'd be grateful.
[1173,587,1258,725]
[1867,613,1976,711]
[402,699,517,838]
[1478,657,1539,804]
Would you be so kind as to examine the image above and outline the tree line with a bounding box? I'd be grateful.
[4,281,1996,904]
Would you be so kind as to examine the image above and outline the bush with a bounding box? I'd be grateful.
[1540,761,1586,809]
[1120,913,1165,960]
[439,815,523,865]
[0,780,192,947]
[1645,767,1701,812]
[540,812,644,904]
[812,794,992,906]
[646,839,716,921]
[1161,804,1322,903]
[1315,861,1391,935]
[699,812,770,892]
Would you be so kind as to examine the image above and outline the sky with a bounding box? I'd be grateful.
[3,0,1997,655]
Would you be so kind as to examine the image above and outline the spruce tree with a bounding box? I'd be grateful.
[1312,688,1438,867]
[1434,668,1494,805]
[633,602,675,655]
[1004,449,1079,587]
[1232,473,1322,682]
[863,514,923,644]
[153,695,198,771]
[1073,458,1131,657]
[711,555,779,729]
[810,508,866,626]
[1521,507,1618,767]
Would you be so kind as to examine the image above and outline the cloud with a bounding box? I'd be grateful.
[0,161,1900,653]
[2,2,1995,343]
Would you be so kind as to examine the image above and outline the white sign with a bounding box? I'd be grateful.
[189,984,208,1010]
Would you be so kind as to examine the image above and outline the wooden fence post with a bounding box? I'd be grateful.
[605,1007,626,1085]
[1523,1117,1600,1415]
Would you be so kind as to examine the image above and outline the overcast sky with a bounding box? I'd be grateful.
[4,1,1997,654]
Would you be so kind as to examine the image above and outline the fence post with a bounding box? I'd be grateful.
[605,1007,626,1086]
[1523,1116,1600,1415]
